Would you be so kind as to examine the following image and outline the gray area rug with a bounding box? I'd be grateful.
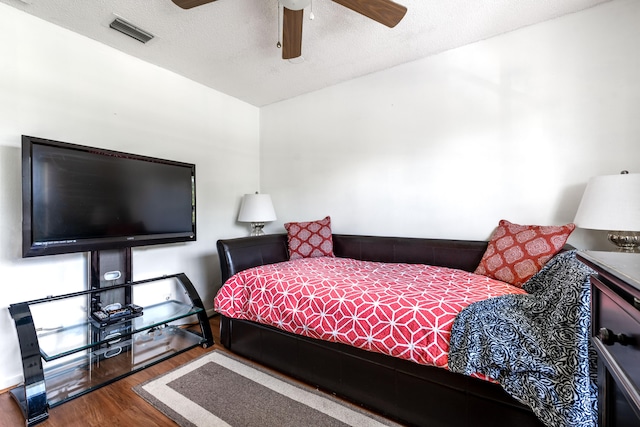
[133,350,403,427]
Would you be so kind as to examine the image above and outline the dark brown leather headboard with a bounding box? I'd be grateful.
[332,234,488,270]
[217,234,490,282]
[217,234,289,282]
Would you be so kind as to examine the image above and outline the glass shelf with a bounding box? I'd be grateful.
[43,326,203,407]
[9,272,213,427]
[37,300,203,361]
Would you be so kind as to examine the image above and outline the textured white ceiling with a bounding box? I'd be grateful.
[1,0,609,106]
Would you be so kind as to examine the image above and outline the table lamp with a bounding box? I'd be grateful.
[237,193,277,236]
[574,171,640,252]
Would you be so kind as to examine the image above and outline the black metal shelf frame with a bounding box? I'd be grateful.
[9,272,213,426]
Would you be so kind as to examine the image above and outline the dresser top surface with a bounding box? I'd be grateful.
[578,250,640,292]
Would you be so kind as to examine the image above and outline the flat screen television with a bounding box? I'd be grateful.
[22,135,196,257]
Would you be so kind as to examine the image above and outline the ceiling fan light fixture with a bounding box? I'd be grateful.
[279,0,311,11]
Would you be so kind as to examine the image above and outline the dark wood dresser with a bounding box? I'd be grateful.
[578,251,640,426]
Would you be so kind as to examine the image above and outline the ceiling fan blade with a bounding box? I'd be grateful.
[282,7,304,60]
[171,0,218,10]
[332,0,407,28]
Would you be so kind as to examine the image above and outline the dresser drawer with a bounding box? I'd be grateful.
[579,251,640,426]
[591,275,640,389]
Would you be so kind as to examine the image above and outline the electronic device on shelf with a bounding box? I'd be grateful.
[91,303,143,326]
[93,321,134,360]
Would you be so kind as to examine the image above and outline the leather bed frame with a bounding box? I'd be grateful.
[216,234,545,427]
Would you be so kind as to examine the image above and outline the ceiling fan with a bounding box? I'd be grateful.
[170,0,407,60]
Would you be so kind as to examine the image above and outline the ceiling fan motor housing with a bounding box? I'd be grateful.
[172,0,407,60]
[279,0,312,11]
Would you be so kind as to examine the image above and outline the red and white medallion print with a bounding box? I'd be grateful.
[284,216,334,260]
[215,257,526,369]
[474,220,575,287]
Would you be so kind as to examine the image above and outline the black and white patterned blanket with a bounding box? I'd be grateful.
[448,250,598,427]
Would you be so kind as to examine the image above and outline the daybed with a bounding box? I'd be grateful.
[214,233,583,427]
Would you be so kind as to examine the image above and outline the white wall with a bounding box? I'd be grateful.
[260,0,639,251]
[0,4,260,389]
[2,0,638,395]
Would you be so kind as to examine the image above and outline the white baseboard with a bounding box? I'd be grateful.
[0,373,23,393]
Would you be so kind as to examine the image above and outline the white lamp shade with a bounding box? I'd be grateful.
[237,194,277,223]
[574,173,640,231]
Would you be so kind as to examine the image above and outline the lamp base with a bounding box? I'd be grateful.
[608,231,640,253]
[250,222,265,236]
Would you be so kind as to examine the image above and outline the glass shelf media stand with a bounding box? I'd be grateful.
[9,272,214,426]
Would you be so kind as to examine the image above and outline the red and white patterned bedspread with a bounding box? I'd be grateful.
[214,257,526,369]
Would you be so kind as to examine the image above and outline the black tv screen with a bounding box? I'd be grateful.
[22,135,196,257]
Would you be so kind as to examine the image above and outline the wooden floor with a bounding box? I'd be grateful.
[0,316,225,427]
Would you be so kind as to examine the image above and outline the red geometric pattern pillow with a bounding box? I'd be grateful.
[284,216,334,260]
[474,219,576,287]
